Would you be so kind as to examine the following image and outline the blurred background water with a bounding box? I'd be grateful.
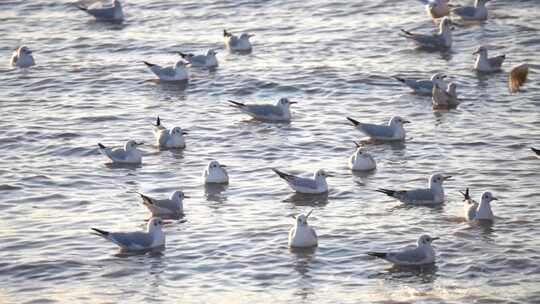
[1,0,539,303]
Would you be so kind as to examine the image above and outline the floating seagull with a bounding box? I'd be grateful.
[91,217,165,252]
[451,0,489,22]
[426,0,450,19]
[400,16,453,49]
[394,73,447,95]
[153,116,187,149]
[473,46,505,73]
[348,141,377,171]
[346,116,410,142]
[460,188,479,222]
[76,0,124,22]
[432,82,459,109]
[288,210,318,248]
[272,168,331,194]
[178,49,218,69]
[376,173,451,205]
[10,46,35,68]
[368,235,439,266]
[474,191,498,222]
[98,140,143,164]
[137,190,188,218]
[223,30,253,53]
[227,98,296,122]
[143,60,189,81]
[203,160,229,184]
[531,147,540,157]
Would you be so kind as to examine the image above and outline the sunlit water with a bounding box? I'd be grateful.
[1,0,540,303]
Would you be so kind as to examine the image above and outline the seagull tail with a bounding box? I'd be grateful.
[367,252,387,259]
[97,143,107,150]
[223,29,231,37]
[227,100,246,108]
[272,168,293,180]
[76,5,88,12]
[375,188,396,197]
[459,188,471,201]
[393,76,406,84]
[178,51,188,58]
[143,61,155,67]
[91,228,110,236]
[346,116,360,126]
[400,29,414,37]
[531,147,540,156]
[155,116,161,127]
[138,192,154,206]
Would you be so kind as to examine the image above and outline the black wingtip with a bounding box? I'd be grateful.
[459,188,471,201]
[346,117,360,126]
[76,5,88,11]
[393,76,406,83]
[531,147,540,156]
[400,29,413,36]
[143,61,155,67]
[375,189,396,197]
[272,168,289,179]
[367,252,387,259]
[98,143,106,149]
[156,116,161,127]
[223,29,231,37]
[178,51,188,58]
[138,193,154,205]
[227,100,245,107]
[91,228,109,236]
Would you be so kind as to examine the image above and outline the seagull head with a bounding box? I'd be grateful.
[113,0,122,7]
[208,160,226,172]
[480,191,498,204]
[315,169,333,179]
[240,33,254,40]
[418,234,439,246]
[171,190,189,201]
[277,97,297,107]
[389,116,411,127]
[429,173,451,187]
[473,46,488,56]
[147,217,164,232]
[171,127,187,137]
[125,140,143,150]
[18,46,32,56]
[174,60,188,69]
[206,49,217,56]
[294,209,313,226]
[430,73,447,85]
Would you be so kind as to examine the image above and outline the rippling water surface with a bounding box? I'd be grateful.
[1,0,540,303]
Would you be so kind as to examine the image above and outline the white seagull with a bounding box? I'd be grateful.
[143,60,189,81]
[348,141,377,171]
[288,210,318,248]
[474,191,498,222]
[76,0,124,22]
[473,46,505,73]
[426,0,450,19]
[394,72,447,96]
[451,0,490,22]
[346,116,410,142]
[10,46,35,68]
[178,49,218,69]
[223,30,253,53]
[272,168,332,194]
[98,140,143,164]
[368,235,439,266]
[153,116,187,149]
[400,16,453,49]
[227,98,296,122]
[203,160,229,184]
[91,217,165,252]
[376,173,451,205]
[432,82,459,109]
[137,190,188,218]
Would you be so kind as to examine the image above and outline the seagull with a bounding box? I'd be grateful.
[376,173,452,205]
[432,82,459,109]
[368,235,439,266]
[227,98,296,122]
[426,0,450,19]
[137,191,188,218]
[473,46,505,73]
[98,140,143,164]
[531,147,540,157]
[91,217,165,252]
[400,16,453,49]
[460,188,479,222]
[223,29,253,53]
[348,141,377,171]
[272,168,332,194]
[346,116,410,141]
[203,160,229,184]
[178,49,218,69]
[153,117,187,149]
[393,73,447,96]
[76,0,124,22]
[451,0,490,22]
[474,191,498,221]
[288,210,318,248]
[143,60,189,81]
[10,46,35,68]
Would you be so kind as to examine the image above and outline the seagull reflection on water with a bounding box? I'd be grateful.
[283,192,329,206]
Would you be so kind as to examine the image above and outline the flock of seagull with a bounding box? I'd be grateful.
[9,0,539,266]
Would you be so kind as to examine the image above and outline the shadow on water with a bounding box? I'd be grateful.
[385,263,439,284]
[290,247,317,303]
[204,183,228,205]
[283,193,329,206]
[387,203,445,213]
[114,246,165,258]
[105,162,142,170]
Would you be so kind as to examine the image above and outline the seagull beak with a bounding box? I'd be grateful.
[325,173,334,177]
[443,176,452,180]
[441,75,447,79]
[403,120,411,124]
[135,142,144,146]
[289,101,298,105]
[220,164,227,168]
[492,197,498,201]
[183,195,191,198]
[472,50,479,55]
[432,237,440,241]
[182,131,188,135]
[306,209,313,219]
[248,34,255,38]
